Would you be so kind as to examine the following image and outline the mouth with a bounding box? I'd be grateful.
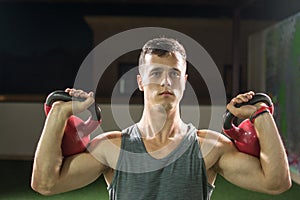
[159,91,174,96]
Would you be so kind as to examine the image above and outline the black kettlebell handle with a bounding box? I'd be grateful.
[45,90,101,121]
[223,93,273,130]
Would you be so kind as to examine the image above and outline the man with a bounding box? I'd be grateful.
[31,37,291,199]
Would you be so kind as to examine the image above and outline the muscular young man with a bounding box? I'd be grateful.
[31,38,291,199]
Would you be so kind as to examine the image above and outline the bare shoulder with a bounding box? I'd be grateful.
[90,131,122,147]
[196,129,237,169]
[88,131,122,169]
[196,129,235,151]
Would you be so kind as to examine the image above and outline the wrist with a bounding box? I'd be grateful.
[51,103,72,120]
[250,105,271,123]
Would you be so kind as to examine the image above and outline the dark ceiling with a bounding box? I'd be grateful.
[1,0,299,96]
[2,0,300,21]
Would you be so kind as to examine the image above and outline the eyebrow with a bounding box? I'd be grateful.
[169,68,181,73]
[149,67,163,73]
[148,66,182,74]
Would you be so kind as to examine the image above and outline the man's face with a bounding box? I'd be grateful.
[137,53,187,111]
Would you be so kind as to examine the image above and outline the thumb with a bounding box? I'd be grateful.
[71,92,95,115]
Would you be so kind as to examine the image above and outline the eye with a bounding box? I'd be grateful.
[169,71,180,78]
[150,71,162,77]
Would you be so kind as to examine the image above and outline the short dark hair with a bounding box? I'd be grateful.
[138,37,187,66]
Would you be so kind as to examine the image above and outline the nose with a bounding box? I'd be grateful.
[160,72,171,87]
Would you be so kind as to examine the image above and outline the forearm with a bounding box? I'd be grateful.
[31,104,69,194]
[255,112,291,191]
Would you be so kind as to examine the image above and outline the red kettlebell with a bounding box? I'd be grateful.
[44,90,102,157]
[222,93,274,157]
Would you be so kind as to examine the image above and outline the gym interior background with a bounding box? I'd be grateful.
[1,0,300,199]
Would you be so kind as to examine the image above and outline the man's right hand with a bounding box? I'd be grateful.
[51,88,95,118]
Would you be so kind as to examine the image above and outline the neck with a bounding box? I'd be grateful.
[137,104,186,143]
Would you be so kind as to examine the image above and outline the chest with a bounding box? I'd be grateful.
[141,138,184,159]
[109,147,209,200]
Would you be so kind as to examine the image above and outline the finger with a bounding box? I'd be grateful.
[73,89,82,97]
[65,88,72,93]
[227,100,240,116]
[75,94,95,110]
[77,90,91,98]
[235,92,254,103]
[237,94,249,102]
[70,93,95,115]
[245,91,254,99]
[231,96,245,105]
[87,91,94,97]
[68,88,77,96]
[248,91,255,95]
[69,89,87,98]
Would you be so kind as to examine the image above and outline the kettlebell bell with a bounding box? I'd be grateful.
[44,90,102,156]
[222,93,274,157]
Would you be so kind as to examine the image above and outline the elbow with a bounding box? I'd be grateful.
[31,182,53,196]
[31,184,53,196]
[264,175,292,195]
[31,177,56,196]
[31,164,62,196]
[266,183,292,195]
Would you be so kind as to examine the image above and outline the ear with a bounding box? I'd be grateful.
[182,74,188,92]
[137,74,144,91]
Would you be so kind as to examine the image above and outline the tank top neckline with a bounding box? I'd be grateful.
[133,123,196,161]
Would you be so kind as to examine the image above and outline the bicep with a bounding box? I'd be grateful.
[50,152,107,194]
[50,132,121,194]
[49,132,112,195]
[216,142,269,193]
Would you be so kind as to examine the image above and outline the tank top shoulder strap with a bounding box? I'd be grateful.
[121,124,146,153]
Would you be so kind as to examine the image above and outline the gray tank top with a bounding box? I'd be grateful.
[108,123,214,200]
